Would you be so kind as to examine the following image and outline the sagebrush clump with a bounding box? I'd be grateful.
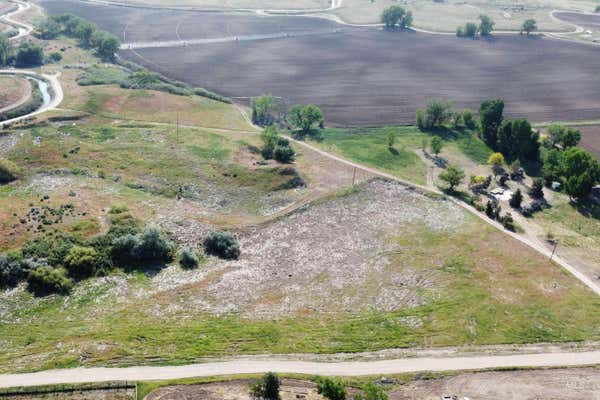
[203,231,240,260]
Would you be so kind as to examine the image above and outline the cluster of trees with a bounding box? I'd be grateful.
[36,14,120,61]
[250,373,387,400]
[0,209,241,295]
[380,5,413,29]
[479,99,540,162]
[0,34,45,67]
[543,145,600,200]
[260,125,296,163]
[415,99,476,130]
[456,15,495,37]
[251,94,283,127]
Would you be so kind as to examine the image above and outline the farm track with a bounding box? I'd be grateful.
[1,0,600,387]
[2,350,600,388]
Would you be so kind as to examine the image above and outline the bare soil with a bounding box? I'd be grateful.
[42,0,600,126]
[575,124,600,159]
[390,367,600,399]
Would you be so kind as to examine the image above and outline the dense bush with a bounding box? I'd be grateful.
[0,252,28,289]
[316,377,346,400]
[64,246,103,279]
[380,5,413,29]
[250,372,280,400]
[111,225,174,267]
[15,43,44,67]
[273,138,295,163]
[509,188,523,208]
[27,266,72,296]
[179,247,199,269]
[203,231,240,260]
[0,158,20,183]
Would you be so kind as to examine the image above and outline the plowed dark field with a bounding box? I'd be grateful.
[576,125,600,159]
[43,0,600,129]
[554,12,600,31]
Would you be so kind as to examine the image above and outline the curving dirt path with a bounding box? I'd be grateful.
[2,350,600,388]
[0,0,64,125]
[1,0,34,41]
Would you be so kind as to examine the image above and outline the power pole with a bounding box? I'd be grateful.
[550,240,559,262]
[352,167,357,186]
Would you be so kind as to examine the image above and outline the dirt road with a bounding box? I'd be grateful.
[1,0,34,41]
[2,351,600,388]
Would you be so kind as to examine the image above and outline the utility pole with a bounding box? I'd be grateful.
[176,112,179,144]
[352,167,357,186]
[550,239,559,262]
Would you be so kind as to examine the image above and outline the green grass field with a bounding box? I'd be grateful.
[308,126,492,185]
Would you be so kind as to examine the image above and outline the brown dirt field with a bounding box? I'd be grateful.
[42,0,600,126]
[0,76,28,111]
[3,389,133,400]
[554,11,600,31]
[390,367,600,399]
[146,379,322,400]
[575,125,600,159]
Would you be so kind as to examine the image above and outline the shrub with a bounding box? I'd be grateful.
[462,109,475,129]
[179,247,199,269]
[64,246,102,280]
[48,52,62,62]
[316,377,346,400]
[353,383,388,400]
[273,143,295,163]
[203,231,240,260]
[27,266,72,296]
[250,372,280,400]
[509,188,523,209]
[0,158,19,183]
[111,225,174,267]
[500,212,516,231]
[439,164,465,191]
[529,178,544,199]
[0,252,28,289]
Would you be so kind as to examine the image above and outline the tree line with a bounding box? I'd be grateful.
[36,14,121,61]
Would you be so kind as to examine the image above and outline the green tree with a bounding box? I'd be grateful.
[439,164,465,191]
[386,128,397,148]
[15,43,44,67]
[252,94,280,126]
[92,31,120,61]
[75,21,96,48]
[479,14,495,35]
[561,147,600,199]
[430,135,444,156]
[464,22,478,37]
[273,137,296,163]
[36,18,61,39]
[27,266,72,296]
[287,104,324,134]
[542,148,563,184]
[529,178,545,199]
[521,19,537,35]
[0,33,11,66]
[425,98,452,127]
[496,118,539,161]
[546,124,580,149]
[260,125,280,159]
[251,372,280,400]
[316,377,346,400]
[479,99,504,147]
[462,109,475,128]
[509,188,523,208]
[380,6,412,29]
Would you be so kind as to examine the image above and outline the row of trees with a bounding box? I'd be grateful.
[251,95,324,134]
[36,14,120,61]
[456,15,495,37]
[415,99,475,130]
